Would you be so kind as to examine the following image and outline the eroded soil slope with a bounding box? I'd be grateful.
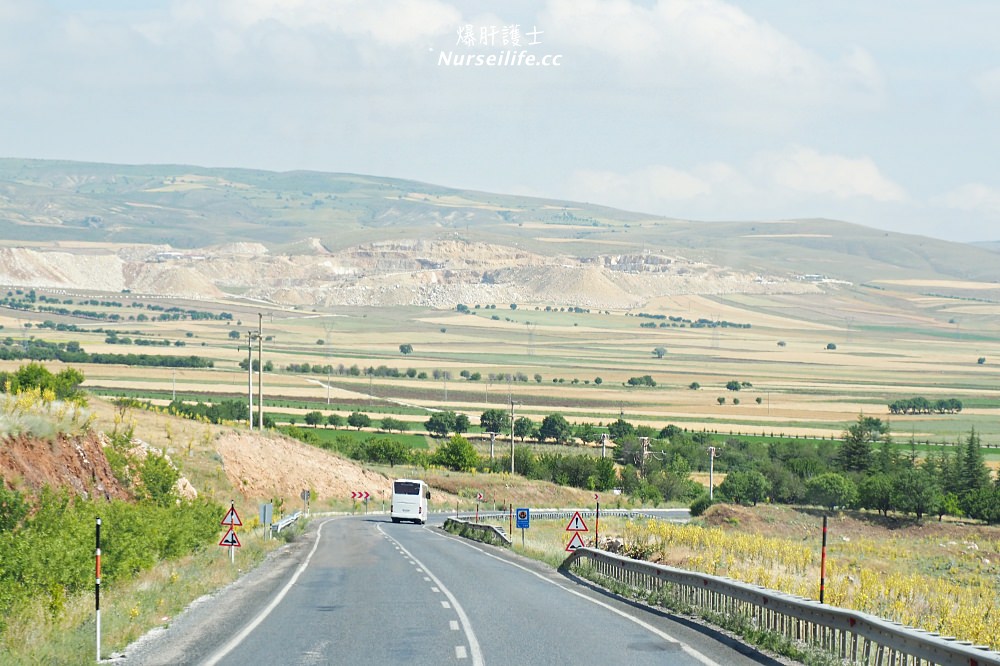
[0,431,130,500]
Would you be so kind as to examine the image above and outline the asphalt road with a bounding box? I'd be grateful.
[119,515,787,666]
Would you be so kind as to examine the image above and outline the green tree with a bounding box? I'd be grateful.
[454,413,471,434]
[959,427,992,494]
[593,457,618,491]
[360,437,410,467]
[718,470,770,506]
[0,362,86,403]
[432,435,479,471]
[347,411,371,430]
[379,416,406,433]
[138,452,180,508]
[327,413,344,429]
[539,413,572,444]
[480,408,510,435]
[652,346,667,358]
[725,380,741,391]
[399,343,413,355]
[858,473,894,516]
[304,411,324,427]
[806,473,857,511]
[962,487,1000,524]
[836,415,887,473]
[574,422,600,443]
[513,416,534,442]
[425,411,457,437]
[607,418,635,442]
[891,468,941,520]
[511,445,536,477]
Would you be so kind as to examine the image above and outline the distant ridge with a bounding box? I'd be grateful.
[1,158,999,290]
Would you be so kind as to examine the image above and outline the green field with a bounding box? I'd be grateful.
[5,278,1000,452]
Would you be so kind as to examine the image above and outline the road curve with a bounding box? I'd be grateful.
[120,516,786,666]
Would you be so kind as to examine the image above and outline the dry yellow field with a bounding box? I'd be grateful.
[4,280,1000,444]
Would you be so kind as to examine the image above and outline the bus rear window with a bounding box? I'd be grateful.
[394,481,420,495]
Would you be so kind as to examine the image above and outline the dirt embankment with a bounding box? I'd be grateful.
[0,431,130,501]
[213,431,395,503]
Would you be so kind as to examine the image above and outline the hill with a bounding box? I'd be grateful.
[1,158,999,309]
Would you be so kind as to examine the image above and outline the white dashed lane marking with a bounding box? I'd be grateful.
[382,524,481,665]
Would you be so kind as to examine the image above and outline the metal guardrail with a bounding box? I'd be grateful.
[563,547,1000,666]
[270,510,302,533]
[443,518,512,546]
[461,509,688,523]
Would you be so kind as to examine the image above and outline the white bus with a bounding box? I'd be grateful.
[390,478,430,524]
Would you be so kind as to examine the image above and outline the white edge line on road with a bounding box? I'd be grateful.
[433,529,718,666]
[203,518,335,666]
[378,524,485,666]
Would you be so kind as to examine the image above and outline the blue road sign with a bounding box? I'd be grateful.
[516,507,530,529]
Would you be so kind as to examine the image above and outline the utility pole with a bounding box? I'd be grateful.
[708,446,717,500]
[246,331,254,430]
[257,313,263,430]
[510,396,516,475]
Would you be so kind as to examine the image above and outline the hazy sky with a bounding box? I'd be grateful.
[2,1,999,243]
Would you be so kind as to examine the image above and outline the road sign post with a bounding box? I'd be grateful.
[515,507,530,548]
[565,510,589,552]
[350,490,370,514]
[259,502,273,540]
[476,492,483,523]
[220,501,242,564]
[595,494,600,547]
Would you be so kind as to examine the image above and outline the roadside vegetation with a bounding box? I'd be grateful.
[0,365,278,663]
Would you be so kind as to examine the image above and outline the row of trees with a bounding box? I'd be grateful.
[703,417,1000,523]
[887,397,963,414]
[0,338,213,368]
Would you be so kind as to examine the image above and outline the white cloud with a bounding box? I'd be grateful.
[542,0,882,108]
[568,165,712,213]
[934,183,1000,215]
[755,147,906,202]
[208,0,461,46]
[562,148,904,220]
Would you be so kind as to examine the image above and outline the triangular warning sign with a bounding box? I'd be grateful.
[565,532,587,552]
[219,527,241,548]
[221,505,242,526]
[565,511,588,532]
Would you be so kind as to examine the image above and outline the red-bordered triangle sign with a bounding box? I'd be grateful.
[221,505,242,526]
[219,527,241,548]
[565,511,588,532]
[565,532,587,552]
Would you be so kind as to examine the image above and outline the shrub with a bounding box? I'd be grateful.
[689,492,714,516]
